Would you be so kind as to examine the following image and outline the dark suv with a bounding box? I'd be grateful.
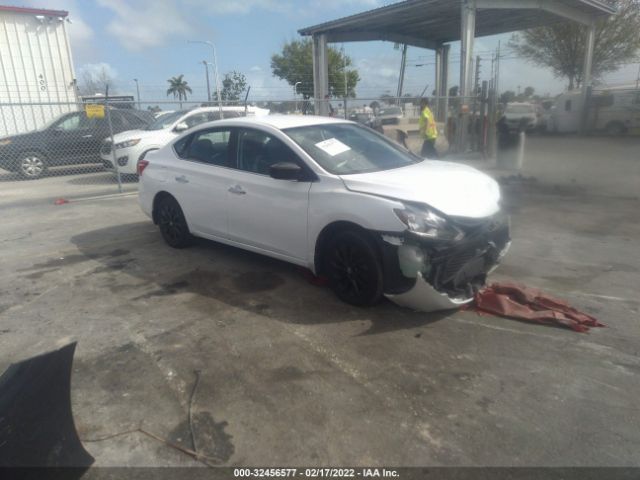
[0,109,153,179]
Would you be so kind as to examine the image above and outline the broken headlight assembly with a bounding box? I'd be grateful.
[394,204,464,242]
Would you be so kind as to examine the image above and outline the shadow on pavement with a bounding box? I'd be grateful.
[0,163,105,182]
[68,222,452,335]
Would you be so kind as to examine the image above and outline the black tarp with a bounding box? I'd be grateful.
[0,342,94,470]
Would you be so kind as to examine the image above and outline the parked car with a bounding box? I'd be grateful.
[377,106,404,125]
[138,116,510,312]
[503,102,538,132]
[0,109,153,179]
[348,112,384,133]
[101,106,269,176]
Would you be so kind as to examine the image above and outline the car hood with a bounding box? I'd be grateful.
[109,128,172,144]
[339,160,501,218]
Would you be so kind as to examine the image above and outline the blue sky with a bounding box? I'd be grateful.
[27,0,640,105]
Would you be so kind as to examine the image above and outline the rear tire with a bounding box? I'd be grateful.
[156,196,193,248]
[324,230,383,307]
[17,151,48,180]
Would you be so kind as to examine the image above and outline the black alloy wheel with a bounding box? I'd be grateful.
[157,196,192,248]
[325,230,383,307]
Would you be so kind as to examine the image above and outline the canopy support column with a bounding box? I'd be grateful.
[312,34,329,116]
[459,0,477,150]
[434,43,450,122]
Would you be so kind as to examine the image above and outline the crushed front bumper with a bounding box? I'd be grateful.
[386,272,476,311]
[380,214,511,312]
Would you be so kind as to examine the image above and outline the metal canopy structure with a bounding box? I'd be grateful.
[299,0,616,140]
[299,0,615,48]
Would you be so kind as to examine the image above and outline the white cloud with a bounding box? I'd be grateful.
[78,62,118,80]
[96,0,388,51]
[96,0,192,51]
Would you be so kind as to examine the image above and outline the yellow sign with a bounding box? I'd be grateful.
[85,104,105,119]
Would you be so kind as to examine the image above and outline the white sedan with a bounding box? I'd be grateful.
[138,115,510,311]
[100,106,269,176]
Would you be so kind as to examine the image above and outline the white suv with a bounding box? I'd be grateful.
[100,106,269,175]
[138,115,510,312]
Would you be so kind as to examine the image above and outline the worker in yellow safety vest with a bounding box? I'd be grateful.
[418,98,438,158]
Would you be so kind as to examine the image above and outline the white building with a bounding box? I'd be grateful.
[0,5,78,136]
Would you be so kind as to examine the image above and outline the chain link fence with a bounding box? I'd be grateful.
[2,90,637,201]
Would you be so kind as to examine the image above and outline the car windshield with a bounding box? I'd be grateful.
[145,110,188,130]
[284,123,420,175]
[379,107,402,115]
[506,105,535,114]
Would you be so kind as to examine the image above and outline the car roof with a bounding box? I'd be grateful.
[208,115,352,130]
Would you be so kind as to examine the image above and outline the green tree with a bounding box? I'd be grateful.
[500,90,516,105]
[271,39,359,99]
[523,86,535,98]
[221,71,248,102]
[166,75,192,108]
[509,0,640,90]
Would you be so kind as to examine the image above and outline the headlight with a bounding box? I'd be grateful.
[394,204,464,242]
[0,139,11,146]
[114,138,141,149]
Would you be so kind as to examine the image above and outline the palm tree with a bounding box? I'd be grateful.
[166,75,192,108]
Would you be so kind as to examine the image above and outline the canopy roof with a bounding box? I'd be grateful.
[299,0,616,49]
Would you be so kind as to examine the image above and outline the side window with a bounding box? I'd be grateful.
[121,110,146,126]
[56,112,94,131]
[183,128,233,166]
[565,100,572,112]
[183,112,211,129]
[109,111,127,128]
[174,135,191,158]
[237,129,300,175]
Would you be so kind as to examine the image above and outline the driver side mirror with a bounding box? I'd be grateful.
[174,122,189,133]
[269,162,302,181]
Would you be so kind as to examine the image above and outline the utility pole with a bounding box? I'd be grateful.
[396,44,408,105]
[188,40,223,114]
[201,61,211,103]
[133,78,140,109]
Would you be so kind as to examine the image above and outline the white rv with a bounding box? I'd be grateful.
[549,87,640,135]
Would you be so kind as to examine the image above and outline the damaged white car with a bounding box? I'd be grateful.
[138,116,510,312]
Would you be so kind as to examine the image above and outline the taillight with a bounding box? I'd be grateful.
[137,159,149,176]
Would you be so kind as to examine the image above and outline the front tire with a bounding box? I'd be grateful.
[324,230,383,307]
[18,152,47,179]
[156,196,192,248]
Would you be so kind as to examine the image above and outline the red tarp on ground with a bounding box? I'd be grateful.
[468,282,605,333]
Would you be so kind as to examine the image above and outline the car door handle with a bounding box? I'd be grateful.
[228,185,246,195]
[175,175,189,184]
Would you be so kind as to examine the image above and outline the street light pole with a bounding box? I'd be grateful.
[294,81,302,113]
[133,78,140,109]
[188,40,223,114]
[201,61,211,103]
